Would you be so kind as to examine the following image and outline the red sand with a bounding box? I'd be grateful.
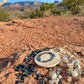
[0,16,84,84]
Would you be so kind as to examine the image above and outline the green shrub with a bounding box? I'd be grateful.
[71,6,80,15]
[0,10,10,22]
[40,3,50,11]
[29,8,43,18]
[29,12,36,18]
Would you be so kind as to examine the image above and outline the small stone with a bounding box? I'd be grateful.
[70,55,75,59]
[56,78,60,82]
[63,57,69,63]
[21,79,24,83]
[53,48,57,51]
[73,58,79,64]
[75,64,81,70]
[77,70,82,77]
[16,74,21,79]
[67,69,73,75]
[49,49,55,52]
[49,79,59,84]
[36,71,39,75]
[74,53,77,56]
[58,75,62,79]
[36,76,41,80]
[15,80,19,84]
[72,70,78,77]
[44,77,48,81]
[60,58,63,63]
[40,80,45,84]
[22,72,28,77]
[66,63,73,69]
[14,65,21,71]
[58,48,63,53]
[67,76,72,82]
[49,70,57,80]
[24,58,31,63]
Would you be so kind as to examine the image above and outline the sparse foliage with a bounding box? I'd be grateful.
[0,10,10,21]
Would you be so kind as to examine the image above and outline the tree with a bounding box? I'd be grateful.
[40,3,50,11]
[60,0,84,14]
[0,10,10,21]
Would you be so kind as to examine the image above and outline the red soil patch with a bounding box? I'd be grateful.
[0,16,84,84]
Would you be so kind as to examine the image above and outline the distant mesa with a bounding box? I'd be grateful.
[1,1,60,7]
[2,1,43,7]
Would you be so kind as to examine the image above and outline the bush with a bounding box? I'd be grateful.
[0,10,10,22]
[71,6,80,15]
[29,8,43,18]
[40,3,50,11]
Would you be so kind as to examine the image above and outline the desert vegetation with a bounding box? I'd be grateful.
[0,0,84,21]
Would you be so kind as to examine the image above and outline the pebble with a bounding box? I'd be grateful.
[67,76,72,82]
[66,63,73,68]
[75,64,81,70]
[67,69,73,75]
[24,58,31,63]
[58,48,63,53]
[72,71,79,77]
[58,75,62,79]
[44,77,48,81]
[49,70,57,80]
[49,79,59,84]
[15,80,19,84]
[40,80,45,84]
[60,58,63,63]
[73,58,79,64]
[63,57,69,63]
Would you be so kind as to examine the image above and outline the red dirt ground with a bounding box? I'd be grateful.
[0,16,84,84]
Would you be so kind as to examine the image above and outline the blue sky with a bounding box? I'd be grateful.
[0,0,63,3]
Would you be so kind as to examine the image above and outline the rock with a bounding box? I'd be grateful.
[44,77,48,81]
[73,58,79,64]
[75,64,81,70]
[49,79,59,84]
[67,76,72,82]
[15,80,19,84]
[58,48,63,53]
[49,70,57,80]
[72,71,79,77]
[58,75,62,79]
[66,63,73,69]
[67,69,73,75]
[63,57,69,63]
